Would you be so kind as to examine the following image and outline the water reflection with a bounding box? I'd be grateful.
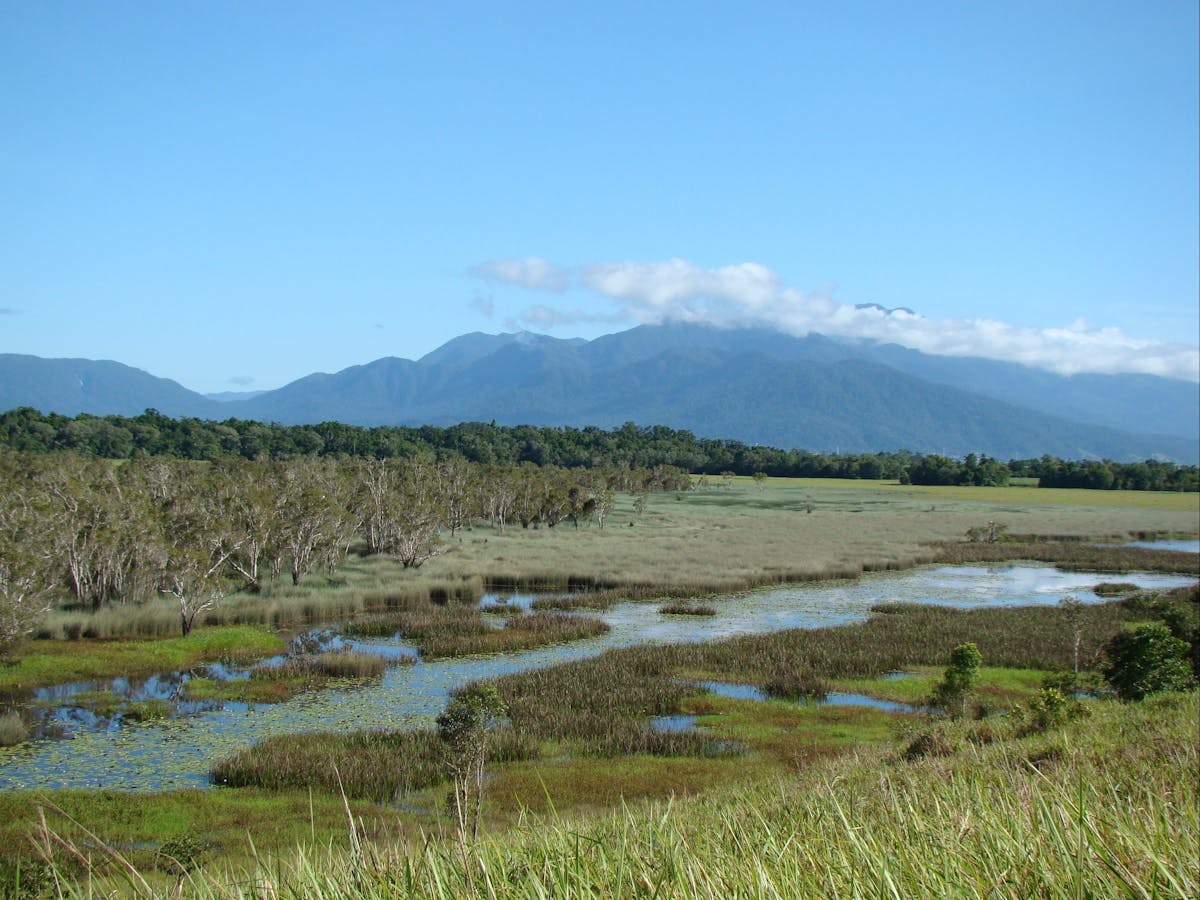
[690,679,918,713]
[0,564,1193,791]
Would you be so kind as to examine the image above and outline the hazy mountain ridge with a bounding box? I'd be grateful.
[0,354,227,419]
[2,325,1196,462]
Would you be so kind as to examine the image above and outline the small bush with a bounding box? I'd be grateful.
[1014,688,1081,734]
[761,671,830,702]
[930,642,982,717]
[903,725,958,760]
[156,834,216,875]
[0,711,28,747]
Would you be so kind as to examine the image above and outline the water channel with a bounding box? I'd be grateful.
[0,561,1195,792]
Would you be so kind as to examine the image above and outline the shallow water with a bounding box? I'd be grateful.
[0,564,1193,792]
[1125,539,1200,554]
[691,679,918,713]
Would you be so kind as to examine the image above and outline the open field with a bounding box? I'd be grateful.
[418,478,1199,596]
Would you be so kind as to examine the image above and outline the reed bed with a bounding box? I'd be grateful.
[41,571,487,641]
[301,651,389,679]
[483,593,1165,755]
[0,711,27,747]
[658,603,718,616]
[211,727,537,803]
[38,536,1195,644]
[934,541,1200,575]
[344,605,609,658]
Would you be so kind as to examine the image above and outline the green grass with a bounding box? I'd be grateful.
[0,626,285,690]
[28,691,1197,897]
[0,787,394,882]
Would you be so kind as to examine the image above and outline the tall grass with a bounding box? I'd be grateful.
[40,692,1198,898]
[935,540,1200,575]
[212,727,537,803]
[344,606,609,658]
[42,564,485,640]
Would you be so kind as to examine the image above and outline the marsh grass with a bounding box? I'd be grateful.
[42,559,485,640]
[0,711,27,747]
[121,699,172,722]
[40,691,1198,898]
[0,787,398,887]
[212,726,537,803]
[934,540,1200,575]
[477,593,1170,766]
[184,652,392,704]
[658,602,717,616]
[1092,581,1141,596]
[344,604,608,658]
[303,651,388,679]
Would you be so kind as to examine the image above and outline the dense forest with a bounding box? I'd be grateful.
[0,407,1196,491]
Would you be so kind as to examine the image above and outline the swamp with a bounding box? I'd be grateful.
[0,468,1197,895]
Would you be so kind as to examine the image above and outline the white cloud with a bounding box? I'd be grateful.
[470,257,569,293]
[571,258,1199,381]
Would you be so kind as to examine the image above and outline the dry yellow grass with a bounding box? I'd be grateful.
[418,479,1199,593]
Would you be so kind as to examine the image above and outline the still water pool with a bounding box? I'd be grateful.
[0,563,1194,792]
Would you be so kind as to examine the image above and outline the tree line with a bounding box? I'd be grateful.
[0,450,690,651]
[0,407,1195,491]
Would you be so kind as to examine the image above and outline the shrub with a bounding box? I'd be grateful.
[156,834,216,875]
[931,642,982,717]
[1102,623,1195,701]
[1016,688,1081,734]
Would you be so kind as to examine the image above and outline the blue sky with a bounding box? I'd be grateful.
[2,1,1197,393]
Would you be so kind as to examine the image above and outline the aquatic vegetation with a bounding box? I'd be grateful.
[345,604,609,658]
[1092,581,1141,596]
[659,602,717,616]
[0,713,27,748]
[122,699,173,722]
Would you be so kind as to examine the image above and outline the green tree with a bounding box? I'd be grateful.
[932,642,982,717]
[437,684,507,886]
[1102,624,1195,701]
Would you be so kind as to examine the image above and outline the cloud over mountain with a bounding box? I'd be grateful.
[472,256,1199,382]
[470,257,569,293]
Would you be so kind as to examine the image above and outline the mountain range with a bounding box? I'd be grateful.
[2,324,1197,462]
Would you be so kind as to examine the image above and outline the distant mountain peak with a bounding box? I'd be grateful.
[2,325,1196,462]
